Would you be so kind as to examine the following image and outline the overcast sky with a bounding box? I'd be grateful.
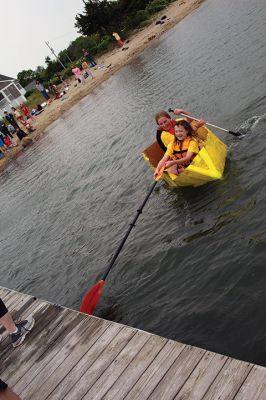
[0,0,85,78]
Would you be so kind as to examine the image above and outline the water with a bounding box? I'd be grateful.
[1,0,266,365]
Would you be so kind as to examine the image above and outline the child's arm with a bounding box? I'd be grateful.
[154,155,169,178]
[192,119,206,130]
[173,108,192,123]
[166,151,195,168]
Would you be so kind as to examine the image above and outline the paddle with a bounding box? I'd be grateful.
[154,159,168,181]
[80,181,158,315]
[168,108,242,137]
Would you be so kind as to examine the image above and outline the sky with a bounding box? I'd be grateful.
[0,0,85,78]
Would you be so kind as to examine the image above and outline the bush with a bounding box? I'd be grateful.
[124,10,150,30]
[25,89,35,98]
[95,35,112,54]
[146,0,169,14]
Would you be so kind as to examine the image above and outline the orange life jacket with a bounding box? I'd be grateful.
[171,137,192,160]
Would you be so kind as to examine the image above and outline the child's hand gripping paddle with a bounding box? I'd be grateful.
[154,160,168,181]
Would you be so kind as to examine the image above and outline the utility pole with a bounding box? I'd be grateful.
[44,41,66,69]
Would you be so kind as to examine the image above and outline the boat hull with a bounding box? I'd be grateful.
[143,128,228,187]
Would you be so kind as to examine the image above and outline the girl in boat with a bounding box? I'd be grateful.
[155,109,207,151]
[154,120,204,178]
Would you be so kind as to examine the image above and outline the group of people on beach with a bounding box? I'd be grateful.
[0,106,36,156]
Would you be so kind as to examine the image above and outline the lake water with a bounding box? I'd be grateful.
[1,0,266,365]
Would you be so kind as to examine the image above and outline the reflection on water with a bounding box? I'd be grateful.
[1,0,266,366]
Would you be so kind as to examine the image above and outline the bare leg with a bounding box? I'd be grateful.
[0,387,22,400]
[0,312,17,334]
[167,165,179,175]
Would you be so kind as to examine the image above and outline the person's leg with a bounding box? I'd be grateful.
[0,298,35,347]
[89,56,96,66]
[41,90,49,100]
[0,380,21,400]
[27,112,35,121]
[12,122,20,129]
[0,299,16,333]
[6,131,13,139]
[87,68,94,79]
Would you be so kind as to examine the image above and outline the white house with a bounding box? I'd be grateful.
[0,74,26,114]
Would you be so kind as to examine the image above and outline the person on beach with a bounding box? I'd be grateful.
[82,48,97,66]
[81,61,94,79]
[0,134,7,155]
[154,120,202,178]
[11,107,35,134]
[11,107,25,125]
[72,66,85,84]
[0,120,14,140]
[155,109,207,151]
[112,32,124,48]
[36,80,50,101]
[4,111,20,130]
[20,104,35,121]
[0,298,35,400]
[56,74,68,88]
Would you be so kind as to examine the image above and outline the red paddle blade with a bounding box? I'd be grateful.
[80,280,105,315]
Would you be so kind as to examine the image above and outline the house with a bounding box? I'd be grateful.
[0,74,26,114]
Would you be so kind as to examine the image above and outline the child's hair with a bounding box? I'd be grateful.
[155,110,171,124]
[175,120,193,136]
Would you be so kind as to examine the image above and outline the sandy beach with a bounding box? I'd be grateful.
[0,0,205,171]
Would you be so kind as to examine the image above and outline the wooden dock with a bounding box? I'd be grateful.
[1,286,266,399]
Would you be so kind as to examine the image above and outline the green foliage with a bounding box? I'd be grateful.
[17,69,36,87]
[75,0,118,36]
[75,0,171,38]
[146,0,169,14]
[25,90,45,110]
[25,89,35,98]
[124,10,150,30]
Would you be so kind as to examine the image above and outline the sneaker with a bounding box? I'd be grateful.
[10,316,35,347]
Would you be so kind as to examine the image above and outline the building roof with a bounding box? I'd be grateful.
[0,74,14,82]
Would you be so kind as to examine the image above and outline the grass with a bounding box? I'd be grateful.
[25,90,46,110]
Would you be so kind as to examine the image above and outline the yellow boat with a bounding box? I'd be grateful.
[143,126,228,187]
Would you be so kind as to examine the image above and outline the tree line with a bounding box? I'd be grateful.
[17,0,173,90]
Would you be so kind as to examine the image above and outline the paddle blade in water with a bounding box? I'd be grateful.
[80,280,105,315]
[228,130,242,137]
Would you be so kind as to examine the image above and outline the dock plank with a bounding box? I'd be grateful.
[44,321,122,400]
[148,345,206,399]
[1,287,266,400]
[13,309,82,391]
[62,326,137,400]
[174,351,228,400]
[21,316,111,399]
[103,335,168,400]
[202,358,253,399]
[82,330,150,400]
[124,340,185,400]
[234,365,266,400]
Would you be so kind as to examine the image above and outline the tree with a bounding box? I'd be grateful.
[45,56,52,66]
[75,0,118,36]
[17,69,36,87]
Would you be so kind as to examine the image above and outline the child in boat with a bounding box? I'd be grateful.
[154,120,201,178]
[155,109,207,150]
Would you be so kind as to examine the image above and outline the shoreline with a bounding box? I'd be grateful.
[0,0,205,172]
